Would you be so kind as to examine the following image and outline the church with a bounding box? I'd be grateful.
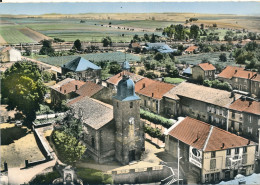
[69,70,145,165]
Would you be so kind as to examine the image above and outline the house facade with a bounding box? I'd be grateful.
[165,117,257,184]
[62,57,101,83]
[192,63,216,81]
[228,96,260,142]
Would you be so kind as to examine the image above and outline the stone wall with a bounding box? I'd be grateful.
[111,166,171,184]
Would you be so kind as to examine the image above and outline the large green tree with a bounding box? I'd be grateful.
[101,36,112,47]
[73,39,82,51]
[1,61,46,122]
[39,39,54,56]
[190,25,200,39]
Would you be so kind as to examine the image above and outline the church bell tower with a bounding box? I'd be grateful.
[113,74,144,165]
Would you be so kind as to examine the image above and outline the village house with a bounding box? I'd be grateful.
[135,78,175,114]
[68,75,145,164]
[218,66,260,98]
[228,96,260,143]
[163,82,241,129]
[165,117,257,184]
[183,45,199,54]
[61,57,101,83]
[192,62,216,81]
[50,78,85,107]
[0,47,21,63]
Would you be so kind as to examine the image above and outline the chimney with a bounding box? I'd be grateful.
[248,73,250,79]
[249,101,252,107]
[75,85,78,90]
[143,83,145,89]
[247,140,250,145]
[152,93,154,97]
[221,143,225,149]
[235,69,237,74]
[60,87,62,92]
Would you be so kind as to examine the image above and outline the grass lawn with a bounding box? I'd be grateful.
[164,77,185,84]
[77,167,113,184]
[0,123,45,170]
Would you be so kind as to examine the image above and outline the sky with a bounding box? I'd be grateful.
[0,2,260,15]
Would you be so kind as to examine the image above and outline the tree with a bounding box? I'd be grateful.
[101,37,112,47]
[219,53,227,62]
[138,69,146,76]
[130,66,136,73]
[39,40,54,56]
[200,24,204,30]
[109,63,121,74]
[1,61,46,123]
[52,130,86,164]
[42,71,53,83]
[213,23,217,27]
[190,25,200,39]
[74,39,82,51]
[154,52,164,61]
[144,72,158,79]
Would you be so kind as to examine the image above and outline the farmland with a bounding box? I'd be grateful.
[36,51,140,67]
[1,12,260,45]
[176,52,238,68]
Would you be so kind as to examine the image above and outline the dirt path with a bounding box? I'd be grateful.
[0,35,7,45]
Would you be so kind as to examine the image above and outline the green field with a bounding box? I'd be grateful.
[164,77,186,84]
[36,52,140,67]
[0,25,35,44]
[176,52,238,68]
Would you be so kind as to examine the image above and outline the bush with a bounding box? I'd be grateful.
[30,170,60,185]
[144,125,165,142]
[140,109,173,128]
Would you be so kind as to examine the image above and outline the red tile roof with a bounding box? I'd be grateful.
[218,66,245,79]
[106,71,144,85]
[198,63,216,71]
[51,78,85,95]
[76,81,103,97]
[185,46,198,52]
[233,70,258,79]
[136,79,175,100]
[168,117,255,152]
[135,77,155,92]
[229,98,260,115]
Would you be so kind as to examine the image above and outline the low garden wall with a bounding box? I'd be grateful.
[110,166,172,184]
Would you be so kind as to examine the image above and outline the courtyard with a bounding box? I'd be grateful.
[0,123,45,170]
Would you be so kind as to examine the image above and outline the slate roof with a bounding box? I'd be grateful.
[145,43,176,53]
[136,79,175,100]
[122,61,130,70]
[51,78,85,95]
[229,98,260,115]
[198,63,216,71]
[69,96,113,130]
[76,81,104,97]
[106,71,144,85]
[168,117,256,152]
[63,57,101,72]
[183,67,192,74]
[164,82,241,108]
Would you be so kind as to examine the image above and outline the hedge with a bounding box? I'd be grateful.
[77,168,113,184]
[30,170,60,185]
[144,125,165,142]
[140,109,173,128]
